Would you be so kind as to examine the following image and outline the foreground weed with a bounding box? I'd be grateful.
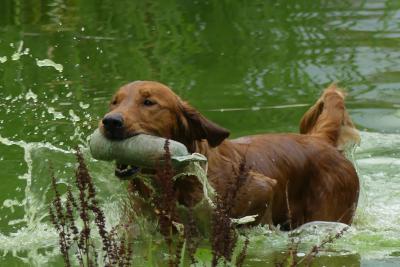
[50,145,252,266]
[211,161,249,266]
[49,149,133,267]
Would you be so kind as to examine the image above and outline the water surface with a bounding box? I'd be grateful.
[1,0,400,266]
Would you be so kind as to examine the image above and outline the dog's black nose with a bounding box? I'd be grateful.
[102,113,124,131]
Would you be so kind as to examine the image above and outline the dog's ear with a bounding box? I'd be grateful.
[176,101,230,151]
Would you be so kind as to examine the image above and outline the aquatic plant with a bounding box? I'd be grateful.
[123,140,251,266]
[125,139,201,266]
[154,140,177,239]
[152,140,182,266]
[210,161,249,266]
[49,149,133,267]
[235,235,250,267]
[183,207,200,265]
[49,144,254,266]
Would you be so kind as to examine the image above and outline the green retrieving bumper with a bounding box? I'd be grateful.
[89,128,206,168]
[88,129,258,230]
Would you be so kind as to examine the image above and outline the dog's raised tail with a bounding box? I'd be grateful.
[299,84,360,152]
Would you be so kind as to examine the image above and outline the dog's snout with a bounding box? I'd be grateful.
[102,113,124,130]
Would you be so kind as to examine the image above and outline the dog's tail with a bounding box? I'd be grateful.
[299,84,360,152]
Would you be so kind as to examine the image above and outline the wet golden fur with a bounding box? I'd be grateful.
[100,81,360,229]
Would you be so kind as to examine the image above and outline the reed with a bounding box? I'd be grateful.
[50,145,252,266]
[49,149,133,267]
[210,161,249,266]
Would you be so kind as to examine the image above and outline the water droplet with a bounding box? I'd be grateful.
[36,59,63,72]
[47,107,65,120]
[79,102,90,109]
[69,110,80,122]
[25,89,38,102]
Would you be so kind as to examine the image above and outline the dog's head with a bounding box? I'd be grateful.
[100,81,230,152]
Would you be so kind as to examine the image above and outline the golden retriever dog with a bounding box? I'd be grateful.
[100,81,359,229]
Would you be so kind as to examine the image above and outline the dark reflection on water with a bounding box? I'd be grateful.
[1,1,400,131]
[1,0,400,266]
[0,0,399,144]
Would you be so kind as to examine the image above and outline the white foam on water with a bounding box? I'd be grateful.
[0,223,57,251]
[0,133,128,265]
[0,135,72,264]
[0,56,7,63]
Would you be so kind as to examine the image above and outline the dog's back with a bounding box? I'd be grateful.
[227,84,361,228]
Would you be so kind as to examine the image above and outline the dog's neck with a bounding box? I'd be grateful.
[192,140,243,191]
[192,139,240,162]
[174,139,242,208]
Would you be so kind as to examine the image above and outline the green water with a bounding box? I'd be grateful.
[1,0,400,266]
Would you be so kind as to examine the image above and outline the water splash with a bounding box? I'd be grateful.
[68,109,80,122]
[35,59,63,72]
[47,107,65,120]
[0,135,72,264]
[248,131,400,261]
[11,41,30,61]
[25,90,38,102]
[0,131,126,265]
[1,130,400,265]
[79,102,90,109]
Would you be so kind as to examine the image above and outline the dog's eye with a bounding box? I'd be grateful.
[143,99,156,106]
[111,99,118,105]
